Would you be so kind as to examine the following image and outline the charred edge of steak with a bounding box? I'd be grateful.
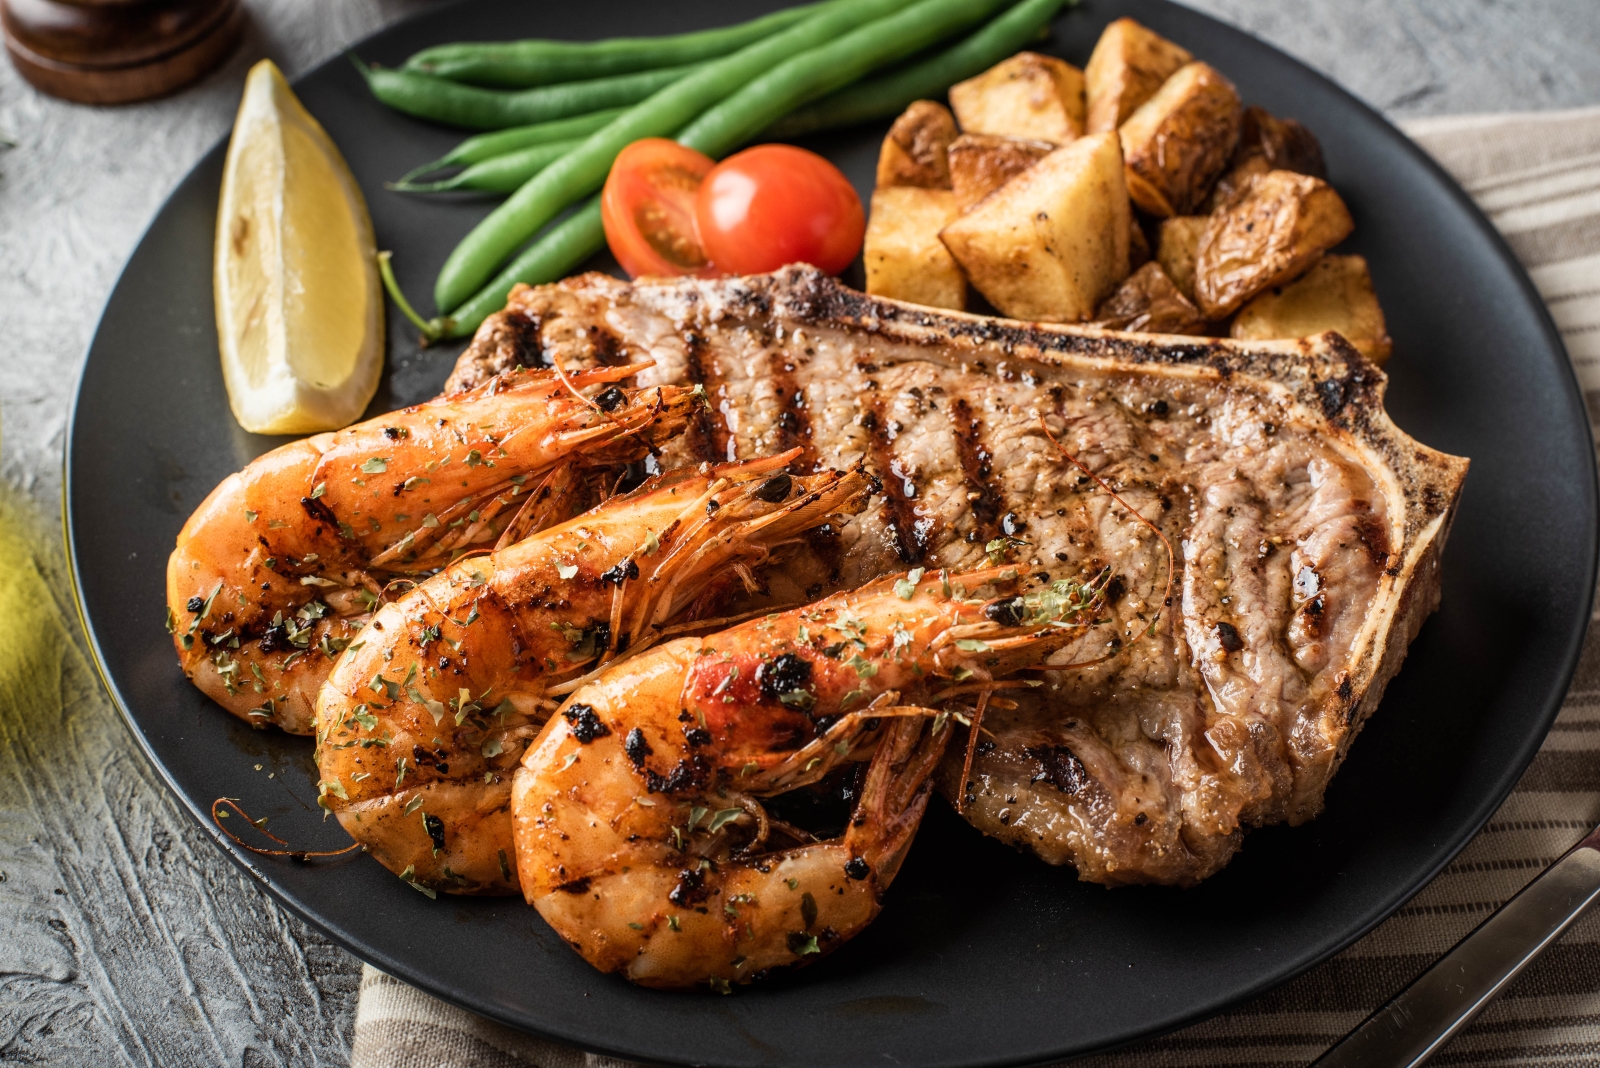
[487,270,1431,536]
[445,308,545,395]
[760,266,1382,429]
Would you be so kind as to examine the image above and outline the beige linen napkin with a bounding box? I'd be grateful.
[351,107,1600,1068]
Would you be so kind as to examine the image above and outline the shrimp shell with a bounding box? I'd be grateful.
[167,365,696,733]
[314,454,870,894]
[511,562,1103,988]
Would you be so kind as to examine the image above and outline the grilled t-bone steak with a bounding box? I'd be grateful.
[447,266,1468,887]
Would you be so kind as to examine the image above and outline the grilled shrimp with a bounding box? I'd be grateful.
[511,563,1105,989]
[167,364,698,734]
[314,454,870,895]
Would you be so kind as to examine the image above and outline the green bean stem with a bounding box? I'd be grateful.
[431,0,920,312]
[356,61,699,130]
[399,109,627,185]
[377,251,438,338]
[404,4,825,89]
[394,139,580,194]
[766,0,1071,139]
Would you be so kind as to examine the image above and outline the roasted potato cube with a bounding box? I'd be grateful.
[946,133,1054,211]
[1205,106,1326,211]
[1194,170,1354,318]
[939,132,1130,322]
[1093,262,1209,335]
[1129,215,1152,272]
[949,52,1086,145]
[1118,62,1242,217]
[1084,18,1193,133]
[1231,254,1391,363]
[877,100,959,190]
[1155,215,1207,301]
[1204,155,1270,215]
[865,187,967,311]
[1240,105,1325,177]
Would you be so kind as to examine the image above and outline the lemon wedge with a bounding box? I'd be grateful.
[215,59,384,434]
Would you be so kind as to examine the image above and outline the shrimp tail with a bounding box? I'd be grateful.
[847,712,953,889]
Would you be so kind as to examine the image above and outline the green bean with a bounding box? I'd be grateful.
[393,139,580,194]
[431,0,1012,332]
[765,0,1071,139]
[432,0,918,313]
[404,4,825,89]
[435,200,606,340]
[676,0,1013,159]
[356,61,700,130]
[398,109,626,186]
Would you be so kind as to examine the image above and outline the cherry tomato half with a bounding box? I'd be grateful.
[694,144,865,276]
[601,138,717,279]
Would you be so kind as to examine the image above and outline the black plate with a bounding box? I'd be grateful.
[66,1,1597,1065]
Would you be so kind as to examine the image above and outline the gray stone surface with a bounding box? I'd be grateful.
[0,1,1596,1065]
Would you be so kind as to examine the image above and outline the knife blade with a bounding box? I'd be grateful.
[1310,825,1600,1068]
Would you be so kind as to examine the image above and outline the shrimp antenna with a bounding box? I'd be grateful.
[210,798,361,861]
[548,350,603,413]
[955,688,992,815]
[1037,418,1175,656]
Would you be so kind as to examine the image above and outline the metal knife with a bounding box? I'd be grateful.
[1310,825,1600,1068]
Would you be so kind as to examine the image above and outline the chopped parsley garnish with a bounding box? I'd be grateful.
[777,689,816,710]
[894,567,926,600]
[843,652,878,679]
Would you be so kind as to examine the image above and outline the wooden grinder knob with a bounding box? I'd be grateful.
[1,0,244,105]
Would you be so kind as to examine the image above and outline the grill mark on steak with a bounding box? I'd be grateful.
[862,404,930,565]
[949,397,1004,546]
[585,323,631,365]
[681,330,732,463]
[765,348,817,472]
[765,347,844,582]
[506,311,544,368]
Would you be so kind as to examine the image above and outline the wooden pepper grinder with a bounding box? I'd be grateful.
[1,0,244,105]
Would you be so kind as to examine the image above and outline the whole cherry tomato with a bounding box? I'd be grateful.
[600,138,717,279]
[694,144,865,276]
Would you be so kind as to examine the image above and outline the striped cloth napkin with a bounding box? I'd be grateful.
[350,106,1600,1068]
